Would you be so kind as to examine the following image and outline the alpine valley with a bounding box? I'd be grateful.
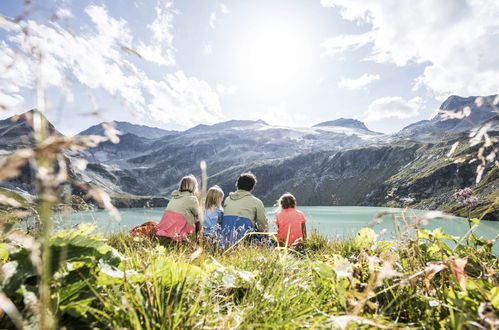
[1,95,498,219]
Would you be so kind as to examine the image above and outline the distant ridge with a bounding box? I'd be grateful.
[313,118,371,131]
[78,121,176,139]
[401,94,498,134]
[185,119,268,133]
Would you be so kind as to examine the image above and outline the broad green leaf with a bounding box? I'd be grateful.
[490,287,499,309]
[0,242,8,261]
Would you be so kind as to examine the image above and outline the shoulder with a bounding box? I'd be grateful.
[252,195,265,206]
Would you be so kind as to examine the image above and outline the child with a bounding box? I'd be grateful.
[155,175,201,241]
[275,193,307,246]
[203,185,224,237]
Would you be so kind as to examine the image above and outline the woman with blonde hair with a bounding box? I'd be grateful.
[155,175,201,241]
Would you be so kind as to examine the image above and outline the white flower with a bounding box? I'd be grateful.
[237,270,256,283]
[367,256,380,272]
[429,300,440,307]
[222,274,237,288]
[333,258,353,278]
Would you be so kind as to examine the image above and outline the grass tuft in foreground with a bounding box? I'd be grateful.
[0,219,498,329]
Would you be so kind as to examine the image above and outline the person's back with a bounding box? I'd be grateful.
[156,175,200,241]
[221,172,268,246]
[203,185,225,237]
[276,193,307,246]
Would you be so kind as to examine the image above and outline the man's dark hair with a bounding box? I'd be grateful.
[236,172,257,191]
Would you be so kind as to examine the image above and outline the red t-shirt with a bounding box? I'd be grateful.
[276,208,307,245]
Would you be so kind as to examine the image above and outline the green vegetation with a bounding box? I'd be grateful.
[1,218,497,329]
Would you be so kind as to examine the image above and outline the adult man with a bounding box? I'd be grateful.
[221,172,268,245]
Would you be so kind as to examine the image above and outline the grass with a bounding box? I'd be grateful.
[1,219,498,329]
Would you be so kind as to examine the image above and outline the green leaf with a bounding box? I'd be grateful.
[0,242,9,261]
[470,218,480,226]
[146,259,203,287]
[490,287,499,309]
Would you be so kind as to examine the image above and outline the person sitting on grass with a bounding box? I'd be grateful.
[155,175,201,242]
[275,193,307,247]
[203,185,224,238]
[221,172,268,246]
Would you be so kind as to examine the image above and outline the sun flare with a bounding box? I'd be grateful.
[237,17,314,96]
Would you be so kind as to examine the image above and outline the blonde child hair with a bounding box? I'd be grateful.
[179,175,198,194]
[205,185,224,209]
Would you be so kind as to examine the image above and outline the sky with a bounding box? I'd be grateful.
[0,0,498,135]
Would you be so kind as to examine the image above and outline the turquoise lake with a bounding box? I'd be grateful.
[45,206,499,253]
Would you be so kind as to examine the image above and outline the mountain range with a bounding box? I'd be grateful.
[0,94,498,219]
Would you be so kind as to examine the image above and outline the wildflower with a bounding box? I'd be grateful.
[429,300,440,307]
[332,257,353,278]
[222,274,237,288]
[453,187,473,199]
[464,196,479,208]
[237,271,256,283]
[263,292,276,302]
[355,227,377,249]
[375,262,401,286]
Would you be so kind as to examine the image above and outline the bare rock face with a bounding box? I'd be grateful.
[400,94,498,137]
[313,118,372,132]
[78,121,176,139]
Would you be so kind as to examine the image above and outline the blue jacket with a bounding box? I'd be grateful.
[203,208,223,236]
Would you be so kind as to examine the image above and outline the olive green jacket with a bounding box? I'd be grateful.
[165,190,200,227]
[223,190,268,231]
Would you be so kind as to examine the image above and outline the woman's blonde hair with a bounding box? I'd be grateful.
[205,185,224,209]
[178,175,198,194]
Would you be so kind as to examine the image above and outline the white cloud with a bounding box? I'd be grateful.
[338,73,380,90]
[203,42,213,55]
[209,12,217,28]
[144,71,223,126]
[0,4,221,128]
[366,96,422,121]
[321,0,499,98]
[136,1,176,66]
[220,3,230,14]
[216,84,238,95]
[209,4,230,30]
[321,32,373,57]
[55,8,72,19]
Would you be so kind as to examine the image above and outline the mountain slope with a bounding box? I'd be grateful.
[0,95,497,219]
[400,94,498,137]
[78,121,176,139]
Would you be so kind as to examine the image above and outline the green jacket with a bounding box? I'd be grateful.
[223,190,268,231]
[166,190,200,227]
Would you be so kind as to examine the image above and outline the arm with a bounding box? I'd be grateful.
[255,200,269,232]
[195,221,202,243]
[190,197,203,244]
[189,196,200,220]
[301,223,307,241]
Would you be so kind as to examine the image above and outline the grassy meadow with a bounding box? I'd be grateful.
[0,215,498,329]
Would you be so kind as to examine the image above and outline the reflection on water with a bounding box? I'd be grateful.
[36,206,498,254]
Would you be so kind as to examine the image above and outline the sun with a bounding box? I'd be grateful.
[236,17,314,97]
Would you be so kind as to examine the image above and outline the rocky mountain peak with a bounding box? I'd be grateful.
[313,118,370,131]
[78,121,175,139]
[185,119,268,133]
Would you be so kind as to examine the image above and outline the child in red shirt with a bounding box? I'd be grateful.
[275,193,307,246]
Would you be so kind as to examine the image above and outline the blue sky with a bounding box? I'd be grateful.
[1,0,498,135]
